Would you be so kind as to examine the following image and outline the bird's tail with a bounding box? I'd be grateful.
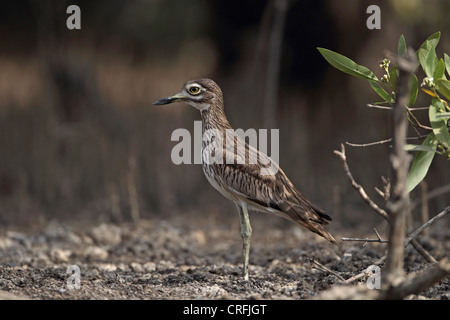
[309,223,338,245]
[296,216,338,245]
[284,200,338,245]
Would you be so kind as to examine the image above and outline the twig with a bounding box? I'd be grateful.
[334,144,390,222]
[310,258,345,282]
[407,108,433,130]
[366,104,430,111]
[335,143,439,262]
[375,176,390,201]
[344,256,387,284]
[342,228,388,245]
[346,138,393,147]
[341,237,388,244]
[407,106,430,111]
[405,206,450,246]
[346,134,428,147]
[367,104,393,110]
[381,258,450,299]
[342,208,445,286]
[409,240,438,263]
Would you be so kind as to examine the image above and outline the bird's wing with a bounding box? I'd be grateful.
[212,136,336,244]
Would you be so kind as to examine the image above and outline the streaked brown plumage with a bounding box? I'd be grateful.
[154,79,336,280]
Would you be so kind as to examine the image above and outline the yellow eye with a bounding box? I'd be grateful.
[189,86,201,95]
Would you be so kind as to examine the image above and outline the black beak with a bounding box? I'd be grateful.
[153,97,174,105]
[153,94,184,105]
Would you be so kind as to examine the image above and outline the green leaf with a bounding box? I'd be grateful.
[317,48,378,81]
[405,144,438,152]
[398,34,407,57]
[409,74,418,107]
[436,78,450,101]
[434,58,446,80]
[418,31,440,52]
[425,47,438,78]
[417,32,440,78]
[444,53,450,77]
[389,66,399,90]
[429,98,450,149]
[407,133,438,193]
[369,81,393,103]
[436,112,450,118]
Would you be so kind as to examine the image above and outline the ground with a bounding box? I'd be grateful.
[0,212,448,300]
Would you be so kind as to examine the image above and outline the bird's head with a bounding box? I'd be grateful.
[153,79,222,111]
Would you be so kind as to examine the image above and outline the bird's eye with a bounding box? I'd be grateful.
[188,86,201,95]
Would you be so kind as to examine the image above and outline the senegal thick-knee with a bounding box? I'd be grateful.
[154,79,337,280]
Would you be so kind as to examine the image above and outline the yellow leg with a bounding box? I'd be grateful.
[237,203,252,280]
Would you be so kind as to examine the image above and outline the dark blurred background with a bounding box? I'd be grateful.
[0,0,448,233]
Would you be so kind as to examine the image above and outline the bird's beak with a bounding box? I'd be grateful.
[153,93,185,105]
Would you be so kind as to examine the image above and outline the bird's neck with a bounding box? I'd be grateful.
[201,103,233,133]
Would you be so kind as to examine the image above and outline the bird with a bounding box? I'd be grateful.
[154,79,337,280]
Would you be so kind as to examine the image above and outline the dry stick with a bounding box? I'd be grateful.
[342,207,449,247]
[367,104,393,110]
[367,104,430,111]
[346,207,449,284]
[344,256,387,284]
[342,228,389,245]
[380,258,450,300]
[405,206,450,246]
[346,134,428,147]
[334,144,390,222]
[310,258,346,282]
[334,143,437,263]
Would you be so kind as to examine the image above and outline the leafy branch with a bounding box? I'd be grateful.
[318,32,450,192]
[316,33,450,299]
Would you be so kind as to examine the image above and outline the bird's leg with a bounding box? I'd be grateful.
[237,204,252,280]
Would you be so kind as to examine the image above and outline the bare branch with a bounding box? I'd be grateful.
[409,239,438,263]
[342,228,388,245]
[309,258,346,282]
[373,228,383,241]
[375,176,390,201]
[344,256,387,284]
[341,237,388,244]
[333,144,390,222]
[367,103,393,110]
[381,258,450,299]
[346,138,393,147]
[346,135,428,147]
[407,106,430,111]
[405,206,450,246]
[335,143,438,263]
[407,107,433,130]
[317,257,449,300]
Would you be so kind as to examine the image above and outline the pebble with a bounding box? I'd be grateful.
[97,263,117,272]
[50,248,72,263]
[90,224,122,246]
[143,262,156,272]
[84,246,108,260]
[130,262,144,273]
